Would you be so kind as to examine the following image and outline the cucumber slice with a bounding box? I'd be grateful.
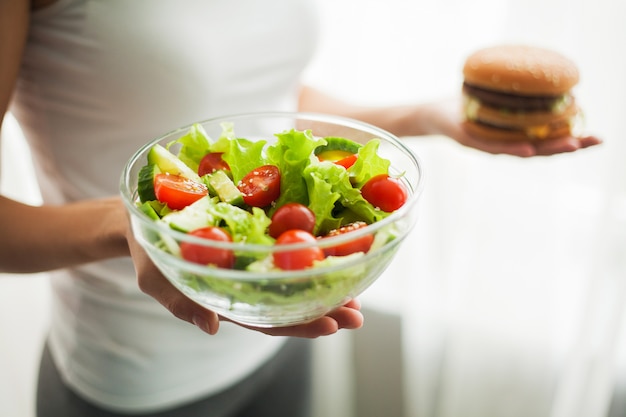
[206,170,245,206]
[161,196,216,233]
[147,144,200,181]
[138,200,161,220]
[137,163,160,202]
[314,136,362,156]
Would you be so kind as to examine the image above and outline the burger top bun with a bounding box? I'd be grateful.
[463,44,580,96]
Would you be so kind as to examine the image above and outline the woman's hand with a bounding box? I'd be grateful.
[127,228,363,338]
[418,98,602,157]
[228,299,363,337]
[297,86,602,158]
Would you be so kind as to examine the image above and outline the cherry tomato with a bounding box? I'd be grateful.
[360,174,408,212]
[198,152,230,176]
[322,221,374,257]
[180,227,235,268]
[317,150,358,169]
[334,154,358,169]
[237,165,281,207]
[273,230,325,270]
[269,203,316,238]
[154,173,208,210]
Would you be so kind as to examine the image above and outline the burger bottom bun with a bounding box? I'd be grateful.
[463,119,573,142]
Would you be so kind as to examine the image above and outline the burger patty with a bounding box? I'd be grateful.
[463,83,565,112]
[471,116,571,131]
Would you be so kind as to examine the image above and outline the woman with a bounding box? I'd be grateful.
[0,0,599,416]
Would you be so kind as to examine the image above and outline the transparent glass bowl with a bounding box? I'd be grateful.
[120,112,424,327]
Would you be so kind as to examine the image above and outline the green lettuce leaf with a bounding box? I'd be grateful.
[304,162,344,234]
[266,129,326,210]
[209,122,237,153]
[222,138,268,184]
[206,203,273,246]
[168,123,212,172]
[348,139,390,188]
[304,160,387,235]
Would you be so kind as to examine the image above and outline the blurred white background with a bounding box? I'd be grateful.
[306,0,626,416]
[2,0,625,416]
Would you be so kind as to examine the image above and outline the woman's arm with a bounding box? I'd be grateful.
[1,194,363,336]
[0,196,129,273]
[0,0,29,120]
[0,9,362,336]
[297,85,601,157]
[297,85,430,137]
[0,1,129,273]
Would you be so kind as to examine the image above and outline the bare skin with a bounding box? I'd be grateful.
[298,86,601,158]
[1,0,362,338]
[1,0,601,337]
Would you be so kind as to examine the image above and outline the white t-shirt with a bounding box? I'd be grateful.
[10,0,319,413]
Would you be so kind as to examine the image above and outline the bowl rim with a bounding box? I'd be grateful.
[119,111,425,253]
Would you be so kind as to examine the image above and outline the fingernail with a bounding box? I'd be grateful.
[192,315,212,334]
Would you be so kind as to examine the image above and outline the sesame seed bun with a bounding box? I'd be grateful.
[463,44,579,96]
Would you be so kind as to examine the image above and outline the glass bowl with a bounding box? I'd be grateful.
[120,112,424,327]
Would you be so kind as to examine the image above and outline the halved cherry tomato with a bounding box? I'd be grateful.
[360,174,408,212]
[180,227,235,268]
[322,221,374,257]
[273,230,325,270]
[198,152,230,176]
[237,165,281,207]
[317,149,358,169]
[334,154,358,169]
[269,203,316,238]
[154,173,208,210]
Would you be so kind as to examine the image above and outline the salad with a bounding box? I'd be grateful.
[134,122,409,272]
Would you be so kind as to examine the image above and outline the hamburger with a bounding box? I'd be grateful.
[462,44,581,142]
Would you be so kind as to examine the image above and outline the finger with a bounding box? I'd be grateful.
[532,135,602,155]
[325,306,364,330]
[533,137,579,155]
[342,298,362,311]
[578,135,603,148]
[232,316,341,338]
[128,234,221,335]
[138,269,220,335]
[225,300,364,338]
